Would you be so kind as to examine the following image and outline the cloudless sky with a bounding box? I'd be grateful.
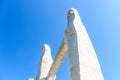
[0,0,120,80]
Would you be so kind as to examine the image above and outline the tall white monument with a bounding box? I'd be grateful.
[65,8,104,80]
[36,44,56,80]
[35,8,104,80]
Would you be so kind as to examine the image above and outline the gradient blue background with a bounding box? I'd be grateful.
[0,0,120,80]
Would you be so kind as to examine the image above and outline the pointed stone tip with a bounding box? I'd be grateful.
[67,8,81,24]
[68,8,79,15]
[42,44,52,58]
[43,44,50,47]
[69,8,77,11]
[42,44,51,52]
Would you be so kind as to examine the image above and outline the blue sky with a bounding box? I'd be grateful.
[0,0,120,80]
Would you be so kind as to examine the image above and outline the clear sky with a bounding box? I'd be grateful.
[0,0,120,80]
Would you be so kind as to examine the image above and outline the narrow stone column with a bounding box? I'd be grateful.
[65,8,104,80]
[36,44,55,80]
[47,41,68,80]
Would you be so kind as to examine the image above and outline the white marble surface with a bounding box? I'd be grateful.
[36,44,54,80]
[65,8,104,80]
[35,8,104,80]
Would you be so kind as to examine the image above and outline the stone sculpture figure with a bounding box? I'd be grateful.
[65,8,104,80]
[36,44,56,80]
[35,8,104,80]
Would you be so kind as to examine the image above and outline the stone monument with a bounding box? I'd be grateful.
[35,8,104,80]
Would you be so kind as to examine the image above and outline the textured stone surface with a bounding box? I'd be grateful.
[35,8,104,80]
[47,41,68,79]
[65,8,104,80]
[36,44,54,80]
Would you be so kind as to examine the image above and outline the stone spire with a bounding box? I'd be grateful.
[35,8,104,80]
[36,44,54,80]
[65,8,104,80]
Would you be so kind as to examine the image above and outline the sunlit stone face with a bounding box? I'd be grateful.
[34,8,104,80]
